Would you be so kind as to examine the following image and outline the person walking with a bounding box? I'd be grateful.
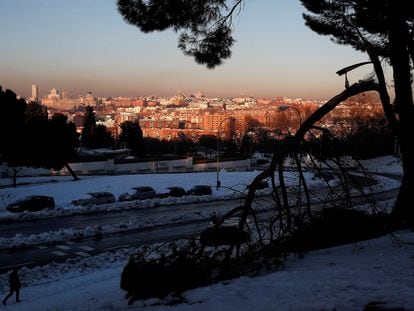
[2,268,21,305]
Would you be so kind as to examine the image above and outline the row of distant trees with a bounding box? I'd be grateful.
[80,106,145,157]
[0,88,147,186]
[0,87,79,186]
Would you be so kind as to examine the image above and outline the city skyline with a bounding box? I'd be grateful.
[1,0,376,100]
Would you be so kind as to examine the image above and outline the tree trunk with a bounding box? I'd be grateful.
[392,127,414,226]
[12,167,18,188]
[64,162,79,181]
[388,20,414,226]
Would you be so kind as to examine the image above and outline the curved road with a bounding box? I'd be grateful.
[0,173,401,272]
[0,198,246,238]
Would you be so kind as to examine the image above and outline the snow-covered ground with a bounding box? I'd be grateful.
[0,155,408,310]
[0,156,402,221]
[359,155,403,175]
[1,230,413,311]
[0,156,402,250]
[0,170,294,219]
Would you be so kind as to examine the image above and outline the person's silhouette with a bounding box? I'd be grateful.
[2,268,21,305]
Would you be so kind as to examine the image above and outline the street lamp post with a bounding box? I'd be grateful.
[216,117,235,190]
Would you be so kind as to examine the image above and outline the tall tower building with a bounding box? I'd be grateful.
[31,84,39,102]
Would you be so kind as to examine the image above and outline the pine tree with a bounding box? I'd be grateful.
[117,0,414,224]
[118,120,145,157]
[300,0,414,224]
[81,106,96,148]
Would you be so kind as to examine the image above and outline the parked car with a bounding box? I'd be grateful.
[119,186,156,202]
[157,187,186,198]
[71,192,115,206]
[186,185,212,196]
[6,195,55,213]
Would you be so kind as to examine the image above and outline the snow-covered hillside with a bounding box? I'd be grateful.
[2,230,414,311]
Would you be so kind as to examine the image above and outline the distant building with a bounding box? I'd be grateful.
[202,113,239,139]
[61,90,69,100]
[30,84,39,102]
[147,100,160,107]
[193,91,206,99]
[48,88,60,100]
[116,112,139,124]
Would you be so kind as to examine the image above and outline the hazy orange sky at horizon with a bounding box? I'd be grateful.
[1,0,378,101]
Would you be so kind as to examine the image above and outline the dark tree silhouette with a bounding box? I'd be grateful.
[47,113,80,180]
[199,135,217,151]
[117,0,242,68]
[0,87,27,187]
[81,106,97,148]
[24,102,49,169]
[117,0,414,225]
[25,101,48,120]
[144,137,164,156]
[118,120,145,157]
[0,87,80,185]
[239,133,251,157]
[89,125,115,149]
[81,106,114,149]
[25,109,80,181]
[350,117,394,159]
[300,0,414,224]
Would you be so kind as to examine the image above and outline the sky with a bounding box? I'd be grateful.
[0,0,375,100]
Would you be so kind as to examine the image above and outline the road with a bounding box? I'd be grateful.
[0,221,209,273]
[0,174,401,272]
[0,198,245,238]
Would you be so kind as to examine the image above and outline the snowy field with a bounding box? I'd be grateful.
[0,156,402,221]
[0,155,408,310]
